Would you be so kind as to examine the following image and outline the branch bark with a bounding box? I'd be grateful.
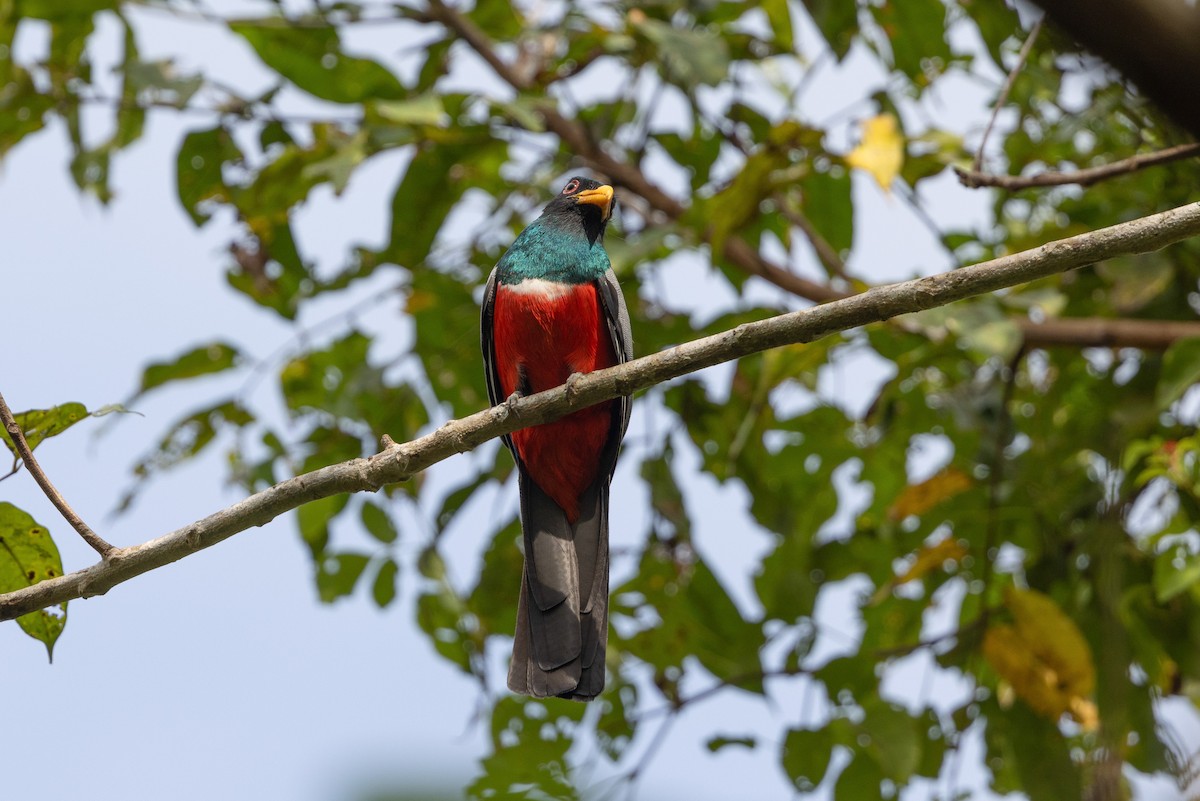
[0,392,114,557]
[956,143,1200,190]
[3,202,1200,621]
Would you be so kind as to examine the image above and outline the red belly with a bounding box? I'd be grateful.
[492,281,617,521]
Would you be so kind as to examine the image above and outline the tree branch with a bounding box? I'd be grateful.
[974,17,1044,173]
[1014,316,1200,349]
[0,392,115,558]
[3,202,1200,620]
[956,142,1200,190]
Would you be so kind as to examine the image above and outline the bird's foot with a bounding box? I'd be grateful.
[504,391,523,415]
[564,372,584,403]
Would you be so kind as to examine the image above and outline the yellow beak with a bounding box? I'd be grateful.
[574,184,614,220]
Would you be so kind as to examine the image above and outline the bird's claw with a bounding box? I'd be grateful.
[564,372,584,402]
[504,391,523,414]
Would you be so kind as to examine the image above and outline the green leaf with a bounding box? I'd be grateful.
[370,94,448,127]
[781,727,834,790]
[1157,336,1200,409]
[756,528,817,622]
[176,126,241,225]
[641,445,690,539]
[801,0,859,59]
[858,699,922,782]
[0,503,67,660]
[707,735,756,752]
[136,342,242,397]
[1153,544,1200,602]
[468,698,582,800]
[596,678,639,760]
[634,18,730,90]
[231,22,404,104]
[683,558,765,683]
[371,557,399,608]
[994,702,1082,801]
[761,0,795,51]
[378,131,507,269]
[872,0,952,84]
[468,517,522,638]
[801,167,853,256]
[466,0,523,39]
[360,500,399,544]
[834,753,886,801]
[121,400,254,512]
[409,269,492,418]
[315,551,370,603]
[298,494,349,558]
[0,68,56,157]
[417,580,474,673]
[3,402,91,458]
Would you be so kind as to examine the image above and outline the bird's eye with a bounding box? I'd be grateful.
[562,179,581,195]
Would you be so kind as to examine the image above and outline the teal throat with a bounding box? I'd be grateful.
[496,220,611,285]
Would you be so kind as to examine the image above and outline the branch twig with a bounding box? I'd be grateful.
[957,142,1200,190]
[974,17,1044,172]
[0,393,115,558]
[773,192,851,282]
[3,201,1200,620]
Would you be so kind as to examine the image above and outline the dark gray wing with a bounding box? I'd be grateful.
[595,267,634,476]
[480,266,517,460]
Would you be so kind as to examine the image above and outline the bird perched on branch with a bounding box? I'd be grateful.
[480,176,632,700]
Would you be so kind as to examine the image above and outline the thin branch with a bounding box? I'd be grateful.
[66,91,362,127]
[3,202,1200,620]
[957,141,1200,190]
[773,192,850,282]
[1014,316,1200,349]
[872,612,992,661]
[0,393,115,558]
[974,17,1044,172]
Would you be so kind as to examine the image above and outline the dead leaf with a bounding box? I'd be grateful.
[845,114,904,191]
[888,467,972,521]
[982,588,1096,729]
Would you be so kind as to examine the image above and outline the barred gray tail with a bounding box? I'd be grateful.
[507,472,609,700]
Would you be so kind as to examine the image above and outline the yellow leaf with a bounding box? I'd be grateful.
[1006,587,1095,699]
[895,536,967,585]
[982,588,1096,726]
[845,114,904,191]
[888,467,972,521]
[983,624,1066,717]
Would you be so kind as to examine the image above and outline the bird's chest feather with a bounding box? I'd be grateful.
[491,278,617,521]
[492,279,611,391]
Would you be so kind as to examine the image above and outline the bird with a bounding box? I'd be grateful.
[480,176,632,700]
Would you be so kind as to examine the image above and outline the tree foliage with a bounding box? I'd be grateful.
[3,0,1200,798]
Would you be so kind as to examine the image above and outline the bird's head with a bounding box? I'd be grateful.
[539,176,615,245]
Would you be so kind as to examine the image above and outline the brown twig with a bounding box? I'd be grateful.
[773,192,851,282]
[974,17,1044,172]
[0,392,114,558]
[957,142,1200,190]
[1014,316,1200,349]
[3,201,1200,620]
[872,613,992,660]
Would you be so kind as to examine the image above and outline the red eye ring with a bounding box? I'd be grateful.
[562,179,581,195]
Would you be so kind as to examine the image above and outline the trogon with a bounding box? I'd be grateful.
[480,176,632,700]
